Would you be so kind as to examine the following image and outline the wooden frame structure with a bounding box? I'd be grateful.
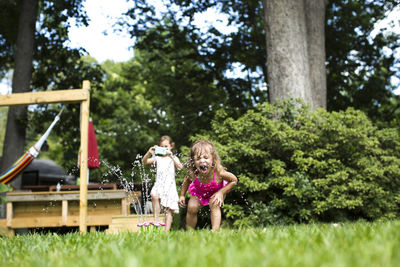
[0,81,91,233]
[4,190,132,234]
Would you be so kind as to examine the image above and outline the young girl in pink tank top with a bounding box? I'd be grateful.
[178,140,238,231]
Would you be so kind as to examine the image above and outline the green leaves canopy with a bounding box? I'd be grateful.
[125,0,400,123]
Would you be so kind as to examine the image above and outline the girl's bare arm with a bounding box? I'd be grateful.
[142,146,156,165]
[218,170,238,195]
[210,170,237,207]
[171,154,183,170]
[178,176,192,208]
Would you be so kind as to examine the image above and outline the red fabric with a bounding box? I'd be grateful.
[88,121,100,168]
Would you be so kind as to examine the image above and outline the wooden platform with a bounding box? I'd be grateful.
[21,183,118,192]
[0,189,141,236]
[49,184,117,192]
[106,214,165,234]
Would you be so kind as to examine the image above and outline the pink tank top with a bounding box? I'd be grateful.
[188,171,228,206]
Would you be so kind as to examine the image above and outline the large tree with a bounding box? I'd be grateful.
[125,0,399,119]
[262,0,328,109]
[1,0,38,188]
[0,0,97,186]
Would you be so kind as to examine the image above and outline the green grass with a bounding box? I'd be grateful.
[1,220,400,267]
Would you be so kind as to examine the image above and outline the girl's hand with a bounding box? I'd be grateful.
[148,146,156,154]
[210,191,224,207]
[178,196,186,208]
[166,149,173,157]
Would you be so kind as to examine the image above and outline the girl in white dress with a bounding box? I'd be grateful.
[142,136,183,231]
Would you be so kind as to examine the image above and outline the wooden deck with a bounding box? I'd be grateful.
[21,183,118,192]
[0,189,141,236]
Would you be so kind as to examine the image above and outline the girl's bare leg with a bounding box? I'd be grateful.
[151,194,160,222]
[209,200,222,231]
[186,197,201,230]
[164,209,173,231]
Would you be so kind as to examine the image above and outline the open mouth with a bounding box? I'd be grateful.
[199,164,208,173]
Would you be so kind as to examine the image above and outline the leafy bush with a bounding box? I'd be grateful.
[0,183,11,203]
[192,101,400,227]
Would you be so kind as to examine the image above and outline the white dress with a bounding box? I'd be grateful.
[150,156,179,213]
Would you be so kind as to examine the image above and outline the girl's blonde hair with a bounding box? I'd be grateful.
[187,140,225,179]
[158,135,175,148]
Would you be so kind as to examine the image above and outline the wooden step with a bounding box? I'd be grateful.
[106,214,165,234]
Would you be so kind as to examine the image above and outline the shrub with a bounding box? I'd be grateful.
[192,101,400,227]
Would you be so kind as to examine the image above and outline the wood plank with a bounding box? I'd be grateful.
[111,214,165,224]
[63,200,124,216]
[48,184,117,192]
[0,89,89,106]
[62,200,68,226]
[11,199,124,218]
[106,214,166,234]
[13,201,62,218]
[6,190,130,202]
[77,214,117,226]
[87,200,124,215]
[6,202,12,227]
[121,198,127,216]
[9,214,116,228]
[5,214,157,230]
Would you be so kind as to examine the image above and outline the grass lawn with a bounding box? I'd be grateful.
[1,220,400,267]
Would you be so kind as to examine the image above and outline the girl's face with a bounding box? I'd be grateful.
[159,139,173,151]
[193,147,214,175]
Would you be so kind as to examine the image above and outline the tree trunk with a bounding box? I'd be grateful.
[1,0,38,188]
[262,0,328,110]
[305,0,328,109]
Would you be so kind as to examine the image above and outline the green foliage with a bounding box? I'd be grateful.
[86,58,159,181]
[2,221,400,266]
[131,18,237,144]
[124,1,268,113]
[0,0,88,80]
[0,0,18,77]
[193,101,400,226]
[26,56,104,177]
[127,0,400,125]
[326,0,400,124]
[0,183,11,203]
[78,27,234,180]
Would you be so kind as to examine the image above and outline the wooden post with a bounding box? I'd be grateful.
[62,200,68,226]
[6,202,13,227]
[121,198,127,216]
[79,80,90,233]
